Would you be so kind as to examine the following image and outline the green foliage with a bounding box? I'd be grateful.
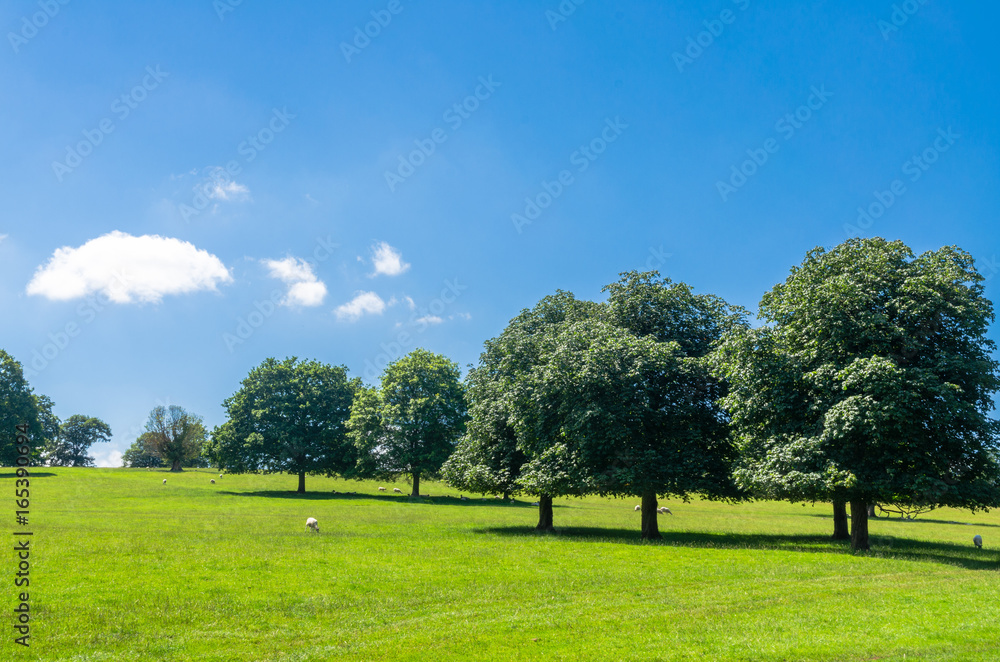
[0,349,45,466]
[43,414,112,467]
[715,238,1000,512]
[122,432,164,468]
[350,349,467,492]
[142,405,208,472]
[208,357,359,489]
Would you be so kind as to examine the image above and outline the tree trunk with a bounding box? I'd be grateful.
[832,500,849,540]
[535,495,554,532]
[411,470,420,497]
[850,499,870,551]
[503,491,511,501]
[641,491,661,540]
[297,471,305,494]
[170,459,183,472]
[867,504,877,518]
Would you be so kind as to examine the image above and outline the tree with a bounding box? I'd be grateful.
[43,415,112,467]
[143,406,208,472]
[34,395,61,452]
[350,349,467,497]
[208,357,359,493]
[0,350,45,466]
[441,291,600,530]
[715,238,1000,550]
[122,433,163,468]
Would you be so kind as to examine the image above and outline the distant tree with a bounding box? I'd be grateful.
[143,406,208,472]
[34,394,61,451]
[350,349,467,497]
[122,432,163,468]
[43,415,112,467]
[208,358,359,493]
[715,239,1000,551]
[442,291,599,530]
[0,350,45,466]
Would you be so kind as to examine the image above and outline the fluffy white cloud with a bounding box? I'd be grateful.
[335,291,386,321]
[369,242,410,277]
[93,448,124,468]
[414,315,443,326]
[26,231,232,304]
[207,180,250,202]
[262,257,327,307]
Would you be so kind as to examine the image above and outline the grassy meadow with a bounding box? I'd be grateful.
[4,467,1000,661]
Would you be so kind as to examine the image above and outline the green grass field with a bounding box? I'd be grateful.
[4,468,1000,661]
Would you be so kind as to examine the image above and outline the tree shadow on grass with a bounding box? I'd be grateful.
[0,472,56,478]
[475,526,1000,571]
[220,490,546,508]
[805,513,1000,528]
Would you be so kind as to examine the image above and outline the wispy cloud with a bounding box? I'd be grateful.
[262,256,327,307]
[207,179,250,202]
[335,291,386,321]
[26,231,232,304]
[414,315,443,325]
[369,241,410,277]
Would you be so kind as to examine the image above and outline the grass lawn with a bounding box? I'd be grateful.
[4,468,1000,661]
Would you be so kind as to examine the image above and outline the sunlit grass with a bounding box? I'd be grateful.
[4,468,999,661]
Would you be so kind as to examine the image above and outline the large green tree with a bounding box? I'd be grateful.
[122,432,163,468]
[349,349,467,497]
[0,350,46,466]
[208,357,359,493]
[715,238,1000,550]
[43,414,112,467]
[142,406,208,472]
[442,291,600,530]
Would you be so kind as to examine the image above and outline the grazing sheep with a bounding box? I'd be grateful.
[531,502,540,506]
[634,505,641,511]
[974,534,983,549]
[306,517,319,533]
[378,487,386,491]
[162,479,166,484]
[460,495,469,501]
[393,488,402,494]
[658,507,673,515]
[219,473,223,477]
[211,479,215,484]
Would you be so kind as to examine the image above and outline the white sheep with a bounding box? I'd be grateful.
[393,488,402,494]
[162,479,166,485]
[658,507,673,515]
[378,487,386,491]
[974,534,983,549]
[634,505,641,511]
[211,479,215,484]
[306,517,319,533]
[460,495,469,501]
[531,502,540,506]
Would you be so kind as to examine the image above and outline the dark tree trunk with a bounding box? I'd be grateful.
[535,495,554,532]
[641,491,661,540]
[867,504,877,518]
[170,459,183,472]
[503,491,511,501]
[832,500,849,540]
[297,471,305,494]
[411,471,420,497]
[850,499,870,551]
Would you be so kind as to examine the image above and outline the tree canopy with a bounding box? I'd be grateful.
[43,414,112,467]
[208,357,359,492]
[715,238,1000,550]
[142,406,208,472]
[0,350,46,466]
[350,349,467,496]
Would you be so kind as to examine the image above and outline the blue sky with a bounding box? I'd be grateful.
[1,0,998,466]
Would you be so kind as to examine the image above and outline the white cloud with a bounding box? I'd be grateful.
[452,312,472,321]
[262,256,327,307]
[26,231,232,304]
[207,180,250,202]
[93,448,123,468]
[414,315,443,325]
[0,234,8,244]
[335,291,386,321]
[369,242,410,277]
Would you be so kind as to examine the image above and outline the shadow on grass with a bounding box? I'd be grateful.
[219,490,549,508]
[0,472,56,478]
[805,513,1000,528]
[475,526,1000,571]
